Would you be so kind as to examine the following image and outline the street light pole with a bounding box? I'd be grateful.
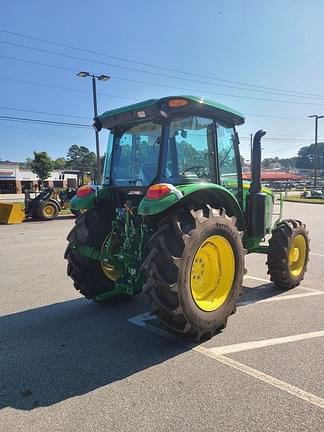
[91,75,101,184]
[77,71,110,185]
[308,114,324,188]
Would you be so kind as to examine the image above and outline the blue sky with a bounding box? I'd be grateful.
[1,0,324,162]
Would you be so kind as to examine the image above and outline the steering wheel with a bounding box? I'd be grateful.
[181,165,206,176]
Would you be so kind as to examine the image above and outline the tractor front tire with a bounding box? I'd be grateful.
[65,208,116,300]
[37,201,59,220]
[267,219,309,289]
[143,205,245,340]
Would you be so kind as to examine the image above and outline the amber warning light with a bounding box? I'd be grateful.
[167,99,189,108]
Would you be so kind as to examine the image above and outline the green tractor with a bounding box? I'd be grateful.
[65,96,309,339]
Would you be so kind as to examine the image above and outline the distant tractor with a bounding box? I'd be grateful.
[25,170,84,220]
[24,187,61,220]
[65,96,310,339]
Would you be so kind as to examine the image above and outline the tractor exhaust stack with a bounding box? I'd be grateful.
[250,129,266,194]
[247,129,267,238]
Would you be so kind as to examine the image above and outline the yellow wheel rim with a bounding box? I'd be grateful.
[288,234,307,277]
[101,262,122,281]
[100,234,122,282]
[44,205,55,217]
[190,235,235,312]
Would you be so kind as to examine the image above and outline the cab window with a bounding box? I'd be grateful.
[217,124,239,199]
[163,116,216,183]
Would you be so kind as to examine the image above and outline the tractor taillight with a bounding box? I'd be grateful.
[77,185,94,198]
[146,184,172,200]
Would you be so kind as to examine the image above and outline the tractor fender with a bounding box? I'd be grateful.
[69,185,112,211]
[49,198,61,211]
[69,188,96,211]
[138,183,246,231]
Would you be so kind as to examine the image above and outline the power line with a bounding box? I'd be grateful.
[0,59,319,124]
[114,75,324,106]
[3,39,324,101]
[0,54,77,72]
[0,106,91,120]
[2,39,324,101]
[0,115,91,128]
[1,28,323,99]
[2,53,324,107]
[244,112,309,122]
[0,81,310,123]
[0,123,93,146]
[0,73,135,102]
[0,115,314,142]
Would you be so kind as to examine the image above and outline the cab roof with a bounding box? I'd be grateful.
[96,95,245,129]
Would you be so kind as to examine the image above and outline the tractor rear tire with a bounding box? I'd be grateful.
[37,201,59,220]
[143,205,245,340]
[267,219,309,289]
[64,207,117,300]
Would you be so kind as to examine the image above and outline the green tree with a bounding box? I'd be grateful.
[262,156,296,170]
[279,157,297,169]
[262,158,273,169]
[66,145,96,177]
[30,151,53,183]
[262,157,279,169]
[53,157,66,170]
[296,143,324,170]
[176,140,206,169]
[24,157,33,168]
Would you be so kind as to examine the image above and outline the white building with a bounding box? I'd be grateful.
[0,161,79,194]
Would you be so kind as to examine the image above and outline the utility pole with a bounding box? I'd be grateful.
[308,114,324,188]
[77,72,110,184]
[91,75,101,184]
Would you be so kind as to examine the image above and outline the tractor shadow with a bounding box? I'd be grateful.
[0,297,185,411]
[23,214,76,223]
[239,281,294,306]
[0,281,294,411]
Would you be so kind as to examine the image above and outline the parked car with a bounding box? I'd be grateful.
[300,189,323,199]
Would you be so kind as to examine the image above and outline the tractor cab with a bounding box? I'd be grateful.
[97,96,244,205]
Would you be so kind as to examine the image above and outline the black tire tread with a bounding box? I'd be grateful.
[64,208,115,299]
[143,205,245,340]
[267,219,310,289]
[37,201,59,220]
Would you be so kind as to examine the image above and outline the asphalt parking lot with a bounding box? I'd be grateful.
[0,202,323,431]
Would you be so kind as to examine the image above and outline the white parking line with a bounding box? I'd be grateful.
[310,252,324,258]
[242,276,323,303]
[237,290,324,306]
[245,275,321,291]
[128,312,182,345]
[300,286,323,294]
[244,275,270,283]
[194,346,324,410]
[128,312,324,409]
[207,330,324,355]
